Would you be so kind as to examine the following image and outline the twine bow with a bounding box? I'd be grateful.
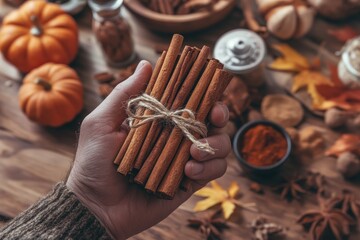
[126,94,215,154]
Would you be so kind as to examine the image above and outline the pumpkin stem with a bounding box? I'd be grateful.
[30,15,42,36]
[34,78,52,91]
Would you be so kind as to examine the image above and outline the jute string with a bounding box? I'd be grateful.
[126,94,215,154]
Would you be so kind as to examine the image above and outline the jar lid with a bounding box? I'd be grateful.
[342,36,360,78]
[214,29,266,74]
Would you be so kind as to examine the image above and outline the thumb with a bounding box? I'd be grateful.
[90,60,153,126]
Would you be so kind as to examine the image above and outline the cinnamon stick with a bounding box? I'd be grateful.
[117,34,184,175]
[134,46,210,186]
[135,58,218,186]
[157,69,233,199]
[143,51,218,192]
[114,51,167,165]
[133,46,198,170]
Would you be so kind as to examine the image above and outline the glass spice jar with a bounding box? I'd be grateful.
[338,36,360,89]
[89,0,136,67]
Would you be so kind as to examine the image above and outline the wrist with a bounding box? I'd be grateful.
[66,179,125,240]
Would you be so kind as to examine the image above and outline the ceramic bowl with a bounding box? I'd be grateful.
[124,0,236,33]
[233,120,292,175]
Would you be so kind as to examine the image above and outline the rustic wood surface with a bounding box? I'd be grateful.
[0,1,360,239]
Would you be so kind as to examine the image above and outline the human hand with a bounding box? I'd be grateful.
[66,61,231,239]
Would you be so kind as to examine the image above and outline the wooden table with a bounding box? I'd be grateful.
[0,1,359,239]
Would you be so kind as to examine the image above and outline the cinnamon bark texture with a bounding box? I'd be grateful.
[117,34,183,175]
[135,46,210,185]
[158,70,233,198]
[134,46,199,169]
[143,58,220,192]
[114,34,232,198]
[114,51,167,165]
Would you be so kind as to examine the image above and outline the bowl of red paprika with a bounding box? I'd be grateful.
[233,120,292,175]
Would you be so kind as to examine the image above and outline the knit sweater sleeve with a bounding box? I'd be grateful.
[0,183,111,240]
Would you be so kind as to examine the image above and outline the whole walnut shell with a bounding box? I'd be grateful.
[307,0,360,20]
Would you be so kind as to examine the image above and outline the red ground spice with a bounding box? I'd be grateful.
[240,125,287,167]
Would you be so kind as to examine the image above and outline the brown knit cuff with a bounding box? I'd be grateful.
[0,183,111,240]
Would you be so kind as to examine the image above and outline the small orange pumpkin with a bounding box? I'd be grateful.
[0,0,78,72]
[19,63,83,127]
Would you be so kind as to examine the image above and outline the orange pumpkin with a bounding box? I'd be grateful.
[0,0,78,72]
[19,63,83,127]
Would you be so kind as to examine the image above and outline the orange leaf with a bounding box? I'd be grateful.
[315,83,344,100]
[326,134,360,157]
[309,56,321,71]
[314,89,360,111]
[328,63,344,88]
[269,44,310,72]
[328,26,358,43]
[314,66,360,111]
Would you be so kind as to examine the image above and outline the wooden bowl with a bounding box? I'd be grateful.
[124,0,236,33]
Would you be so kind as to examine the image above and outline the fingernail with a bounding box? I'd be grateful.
[135,60,147,72]
[191,162,204,176]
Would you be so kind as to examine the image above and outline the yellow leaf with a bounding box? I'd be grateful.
[269,44,309,72]
[194,198,222,212]
[312,100,337,110]
[228,181,239,198]
[210,180,224,191]
[195,187,225,198]
[292,71,332,93]
[222,201,236,219]
[193,181,255,219]
[269,58,304,72]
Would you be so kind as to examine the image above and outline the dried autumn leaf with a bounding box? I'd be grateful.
[194,181,257,219]
[292,70,333,93]
[313,86,360,112]
[328,63,344,88]
[326,134,360,157]
[292,70,333,107]
[314,65,360,111]
[268,44,309,72]
[328,26,358,43]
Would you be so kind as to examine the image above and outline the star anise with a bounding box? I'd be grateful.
[328,189,360,222]
[188,212,228,240]
[250,217,284,240]
[274,175,306,201]
[298,198,354,240]
[304,171,326,194]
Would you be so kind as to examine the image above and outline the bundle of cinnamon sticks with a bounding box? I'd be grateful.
[140,0,218,15]
[114,34,232,199]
